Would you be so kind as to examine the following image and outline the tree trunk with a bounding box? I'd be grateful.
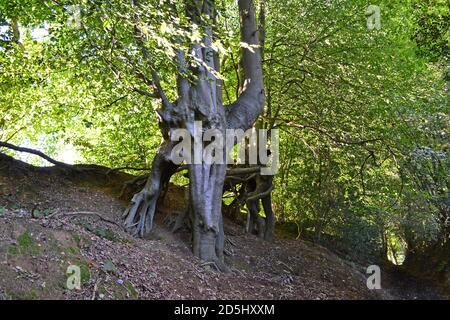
[262,193,275,242]
[123,0,265,270]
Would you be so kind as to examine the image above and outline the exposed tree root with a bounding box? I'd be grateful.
[119,175,148,200]
[123,143,177,237]
[225,169,276,242]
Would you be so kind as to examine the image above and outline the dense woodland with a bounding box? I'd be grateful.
[0,0,448,299]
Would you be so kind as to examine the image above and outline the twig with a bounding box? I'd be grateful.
[47,211,124,230]
[278,261,294,274]
[91,278,101,300]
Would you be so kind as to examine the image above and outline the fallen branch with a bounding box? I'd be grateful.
[91,278,101,300]
[226,237,237,247]
[278,260,294,274]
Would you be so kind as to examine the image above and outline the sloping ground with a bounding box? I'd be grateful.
[0,153,444,300]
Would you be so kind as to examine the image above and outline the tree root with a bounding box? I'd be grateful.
[46,211,123,229]
[119,175,148,199]
[200,260,231,273]
[123,191,157,237]
[163,210,190,233]
[122,142,177,238]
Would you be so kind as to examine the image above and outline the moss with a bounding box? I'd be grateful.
[7,246,19,256]
[7,288,39,300]
[8,230,40,256]
[437,261,447,272]
[79,262,91,284]
[67,246,80,255]
[18,231,35,248]
[72,233,82,244]
[32,209,53,218]
[94,227,118,242]
[76,220,120,242]
[106,281,139,299]
[71,233,93,247]
[22,289,39,300]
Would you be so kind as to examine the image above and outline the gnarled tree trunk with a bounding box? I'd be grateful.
[123,0,265,270]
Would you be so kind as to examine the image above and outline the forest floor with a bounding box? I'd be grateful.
[0,153,447,300]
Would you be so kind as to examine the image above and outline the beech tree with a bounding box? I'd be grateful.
[121,0,266,270]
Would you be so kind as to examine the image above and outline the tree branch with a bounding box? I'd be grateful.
[226,167,262,175]
[269,117,383,146]
[225,0,265,131]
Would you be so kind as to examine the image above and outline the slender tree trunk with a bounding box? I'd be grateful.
[262,193,275,241]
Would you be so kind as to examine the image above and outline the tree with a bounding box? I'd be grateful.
[0,0,269,270]
[121,0,265,270]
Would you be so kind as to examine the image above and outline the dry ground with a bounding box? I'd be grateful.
[0,153,446,300]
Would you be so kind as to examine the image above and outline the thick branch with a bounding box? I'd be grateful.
[246,184,274,201]
[0,141,76,170]
[11,18,20,43]
[225,0,265,131]
[272,118,383,146]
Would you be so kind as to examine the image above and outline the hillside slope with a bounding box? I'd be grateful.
[0,153,443,300]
